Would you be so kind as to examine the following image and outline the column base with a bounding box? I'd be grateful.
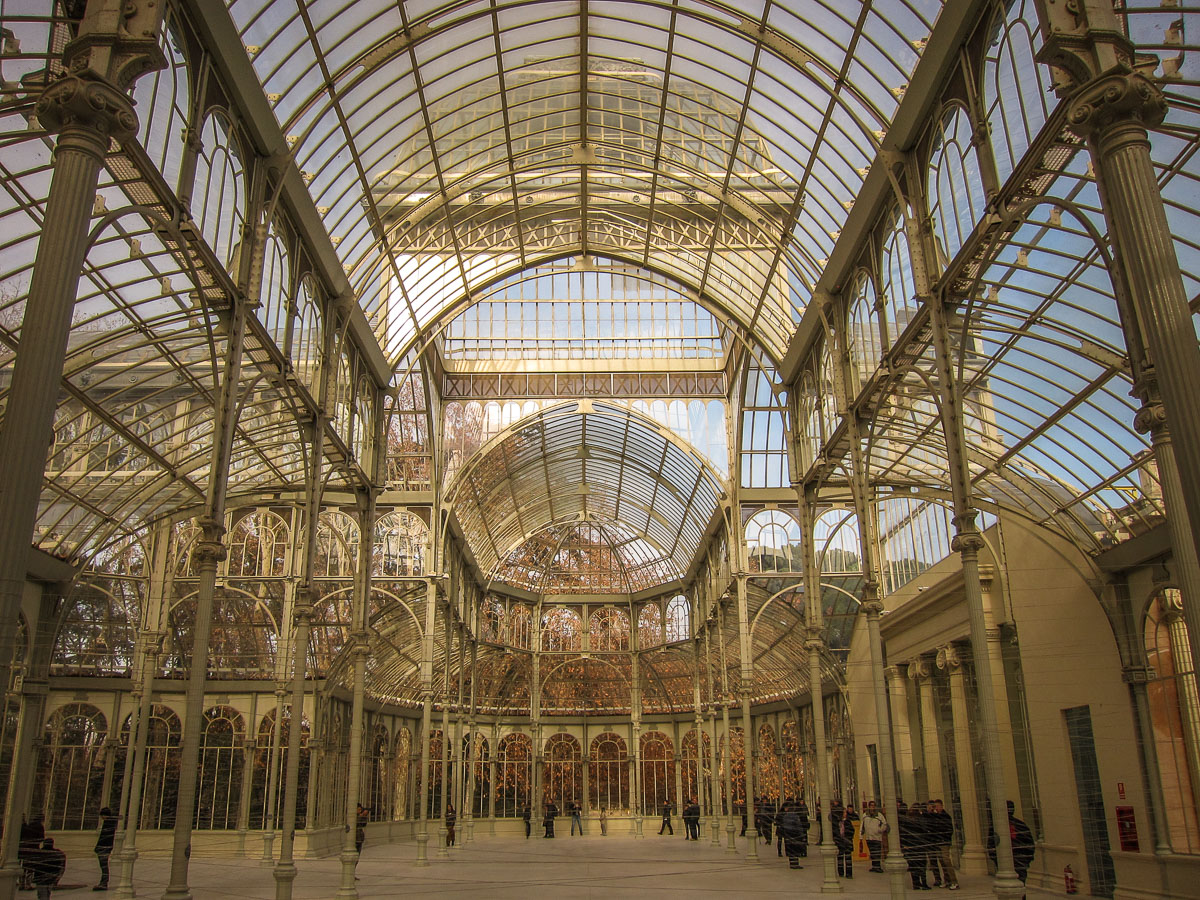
[819,842,844,894]
[0,865,19,900]
[709,816,721,845]
[415,832,430,867]
[113,846,140,899]
[260,831,277,865]
[333,850,358,899]
[272,860,297,900]
[885,853,910,900]
[161,886,193,900]
[436,828,449,858]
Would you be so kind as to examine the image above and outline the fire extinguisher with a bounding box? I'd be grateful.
[1064,864,1078,894]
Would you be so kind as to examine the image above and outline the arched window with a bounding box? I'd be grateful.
[757,723,780,803]
[640,731,674,813]
[468,732,490,818]
[1145,587,1200,853]
[544,733,582,808]
[250,708,310,830]
[590,732,629,811]
[541,607,582,652]
[290,274,322,393]
[815,509,862,575]
[258,223,291,344]
[983,0,1053,185]
[589,607,630,651]
[364,724,390,821]
[394,726,414,820]
[314,510,360,578]
[191,110,246,272]
[195,706,244,830]
[665,595,690,643]
[373,510,427,577]
[927,104,987,266]
[227,510,289,577]
[745,509,803,574]
[847,272,882,391]
[638,603,662,647]
[496,733,533,818]
[781,720,805,800]
[509,605,533,651]
[740,364,789,488]
[129,705,183,830]
[426,729,444,818]
[719,727,745,811]
[481,596,504,643]
[132,11,189,191]
[34,703,107,829]
[352,375,373,459]
[880,209,917,350]
[681,728,712,811]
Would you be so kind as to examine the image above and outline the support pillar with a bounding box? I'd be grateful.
[914,660,946,802]
[808,636,843,893]
[112,633,159,900]
[940,645,987,875]
[334,640,369,899]
[261,687,286,863]
[884,666,917,804]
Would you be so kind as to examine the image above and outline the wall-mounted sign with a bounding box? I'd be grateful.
[1117,782,1125,800]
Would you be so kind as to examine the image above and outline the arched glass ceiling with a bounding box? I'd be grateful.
[493,518,680,593]
[229,0,942,365]
[447,400,725,579]
[441,257,730,362]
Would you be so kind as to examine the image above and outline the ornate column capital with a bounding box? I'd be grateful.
[935,644,963,674]
[1065,70,1167,140]
[908,657,933,681]
[35,73,138,143]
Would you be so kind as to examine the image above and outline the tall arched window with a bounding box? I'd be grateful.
[249,708,310,830]
[589,607,630,651]
[1145,588,1200,853]
[509,605,533,651]
[757,723,780,803]
[982,0,1053,185]
[132,11,189,191]
[541,608,582,652]
[781,720,805,800]
[682,728,712,810]
[590,732,629,811]
[258,223,291,343]
[373,510,427,577]
[927,104,987,266]
[394,726,414,820]
[665,595,690,643]
[191,110,246,272]
[496,733,533,817]
[880,209,917,351]
[132,705,183,829]
[314,510,360,578]
[290,274,322,393]
[34,703,107,829]
[468,733,490,818]
[745,509,803,574]
[195,706,244,830]
[227,510,289,577]
[640,731,674,813]
[848,271,882,391]
[543,733,582,808]
[638,603,662,647]
[719,727,745,811]
[364,724,390,821]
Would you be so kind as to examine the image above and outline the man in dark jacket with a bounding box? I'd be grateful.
[780,800,806,869]
[988,800,1036,883]
[522,805,531,838]
[658,800,673,835]
[94,806,118,890]
[30,838,66,900]
[926,799,958,889]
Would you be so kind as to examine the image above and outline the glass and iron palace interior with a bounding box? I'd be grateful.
[0,0,1197,898]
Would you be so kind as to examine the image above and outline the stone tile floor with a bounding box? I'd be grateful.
[48,833,999,899]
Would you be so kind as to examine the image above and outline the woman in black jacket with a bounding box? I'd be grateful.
[900,802,931,890]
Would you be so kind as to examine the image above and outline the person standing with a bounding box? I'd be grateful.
[658,800,673,835]
[93,806,117,890]
[860,800,888,874]
[796,800,810,858]
[30,838,66,900]
[685,798,700,840]
[445,802,457,847]
[599,806,608,836]
[523,804,531,839]
[543,799,558,838]
[927,799,958,889]
[990,800,1036,884]
[570,800,583,835]
[837,803,859,878]
[777,801,806,873]
[901,802,931,890]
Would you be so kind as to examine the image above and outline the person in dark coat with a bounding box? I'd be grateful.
[94,806,118,890]
[780,800,806,869]
[658,800,673,835]
[901,802,931,890]
[522,804,531,838]
[18,816,45,890]
[445,802,457,847]
[543,799,558,838]
[831,801,858,878]
[796,800,810,857]
[988,800,1036,883]
[926,799,958,889]
[29,837,66,900]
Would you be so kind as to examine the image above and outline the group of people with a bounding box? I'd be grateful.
[657,799,702,839]
[17,808,118,897]
[895,800,959,890]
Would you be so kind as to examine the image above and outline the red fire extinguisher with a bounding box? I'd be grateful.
[1064,864,1078,894]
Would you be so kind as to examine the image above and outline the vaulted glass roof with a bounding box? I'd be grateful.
[229,0,942,364]
[448,400,724,580]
